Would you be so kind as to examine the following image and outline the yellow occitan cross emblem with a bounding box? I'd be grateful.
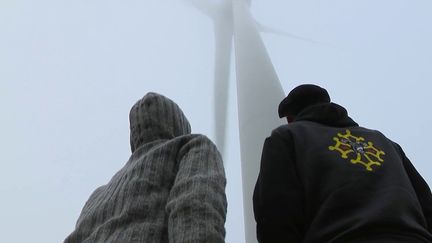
[328,129,385,171]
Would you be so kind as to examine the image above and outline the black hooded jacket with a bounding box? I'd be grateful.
[253,102,432,243]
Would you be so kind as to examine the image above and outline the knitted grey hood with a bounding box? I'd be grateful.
[129,92,191,152]
[64,92,227,243]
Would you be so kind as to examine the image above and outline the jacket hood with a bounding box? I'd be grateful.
[294,102,358,127]
[129,92,191,152]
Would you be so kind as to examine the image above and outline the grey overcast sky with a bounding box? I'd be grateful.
[1,0,431,242]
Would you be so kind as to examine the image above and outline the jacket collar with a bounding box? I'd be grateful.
[293,102,358,127]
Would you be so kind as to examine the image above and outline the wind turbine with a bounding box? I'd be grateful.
[185,1,286,242]
[184,0,311,157]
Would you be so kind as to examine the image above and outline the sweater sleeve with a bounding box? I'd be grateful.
[253,131,305,243]
[166,135,227,243]
[396,144,432,233]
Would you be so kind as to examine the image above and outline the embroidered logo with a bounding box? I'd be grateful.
[328,129,385,171]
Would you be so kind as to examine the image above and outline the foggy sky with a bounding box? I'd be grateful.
[1,1,431,242]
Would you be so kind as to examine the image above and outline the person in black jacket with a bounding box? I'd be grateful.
[253,84,432,243]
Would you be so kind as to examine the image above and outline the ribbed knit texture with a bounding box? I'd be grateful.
[64,93,227,243]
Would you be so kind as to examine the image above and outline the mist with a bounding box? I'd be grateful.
[1,1,431,242]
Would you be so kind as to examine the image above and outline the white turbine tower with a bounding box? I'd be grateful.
[231,1,285,242]
[186,0,286,242]
[185,0,307,156]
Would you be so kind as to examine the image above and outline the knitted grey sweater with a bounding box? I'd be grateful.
[64,93,227,243]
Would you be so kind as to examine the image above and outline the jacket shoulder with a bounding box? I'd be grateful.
[271,121,311,138]
[178,134,218,148]
[176,134,221,157]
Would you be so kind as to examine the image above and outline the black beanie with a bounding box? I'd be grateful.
[278,84,331,118]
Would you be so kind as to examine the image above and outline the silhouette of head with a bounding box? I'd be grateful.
[278,84,331,123]
[129,92,191,152]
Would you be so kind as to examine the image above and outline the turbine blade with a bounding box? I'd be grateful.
[213,24,233,157]
[257,22,338,48]
[232,0,285,243]
[183,0,234,156]
[258,22,320,43]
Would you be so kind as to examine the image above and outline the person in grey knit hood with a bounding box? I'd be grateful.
[64,92,227,243]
